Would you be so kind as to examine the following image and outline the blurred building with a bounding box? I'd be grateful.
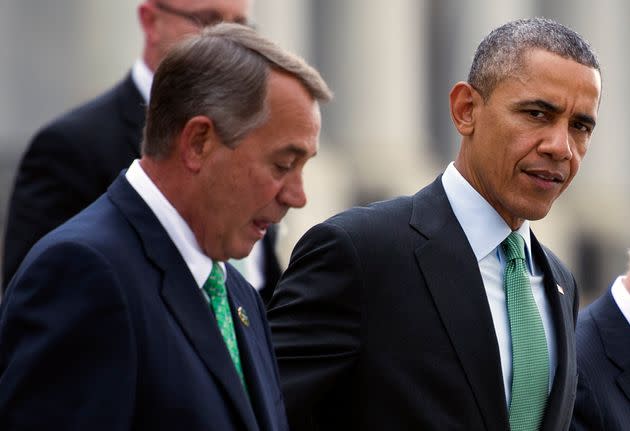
[1,0,628,304]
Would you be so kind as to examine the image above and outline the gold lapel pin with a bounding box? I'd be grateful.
[556,284,565,295]
[237,306,250,327]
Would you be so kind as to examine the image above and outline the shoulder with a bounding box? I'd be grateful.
[22,194,135,266]
[325,176,445,231]
[323,195,415,238]
[283,195,416,270]
[29,76,136,151]
[576,305,602,357]
[4,235,125,311]
[51,77,132,127]
[575,293,615,360]
[312,177,446,249]
[4,194,153,310]
[574,295,618,402]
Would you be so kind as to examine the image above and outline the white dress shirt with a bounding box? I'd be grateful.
[130,59,267,290]
[441,162,557,405]
[131,59,152,104]
[611,275,630,327]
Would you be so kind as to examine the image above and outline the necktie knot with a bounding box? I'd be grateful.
[204,262,226,297]
[502,231,525,262]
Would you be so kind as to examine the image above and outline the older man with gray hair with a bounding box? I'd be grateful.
[0,23,331,430]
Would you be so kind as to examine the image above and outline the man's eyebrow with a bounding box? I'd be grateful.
[514,99,597,128]
[274,144,316,158]
[514,99,561,113]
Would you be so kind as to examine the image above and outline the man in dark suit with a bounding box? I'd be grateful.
[268,18,601,430]
[3,0,282,301]
[571,253,630,430]
[0,23,332,429]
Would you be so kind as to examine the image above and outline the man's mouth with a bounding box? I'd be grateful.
[524,168,565,184]
[252,219,271,237]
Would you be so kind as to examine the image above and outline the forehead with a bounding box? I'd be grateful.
[494,49,601,114]
[173,0,251,15]
[267,72,320,123]
[238,71,320,154]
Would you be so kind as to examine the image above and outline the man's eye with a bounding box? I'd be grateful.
[572,121,591,133]
[275,164,291,173]
[527,110,545,119]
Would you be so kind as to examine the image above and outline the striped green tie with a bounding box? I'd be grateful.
[203,262,248,391]
[502,232,549,431]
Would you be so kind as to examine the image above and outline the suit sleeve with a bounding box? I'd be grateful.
[570,367,603,431]
[250,278,290,431]
[267,221,362,430]
[571,309,606,431]
[0,242,136,429]
[3,125,99,287]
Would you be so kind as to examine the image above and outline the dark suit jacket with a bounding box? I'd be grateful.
[2,73,281,295]
[3,73,144,287]
[571,289,630,431]
[268,176,579,431]
[0,175,288,430]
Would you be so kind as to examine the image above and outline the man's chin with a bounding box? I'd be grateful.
[228,242,257,260]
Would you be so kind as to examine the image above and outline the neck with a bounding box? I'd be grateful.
[142,49,159,73]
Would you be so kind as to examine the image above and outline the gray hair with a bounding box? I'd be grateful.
[143,23,333,158]
[468,17,600,100]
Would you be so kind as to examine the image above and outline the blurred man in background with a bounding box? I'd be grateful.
[0,23,332,429]
[3,0,282,301]
[572,251,630,430]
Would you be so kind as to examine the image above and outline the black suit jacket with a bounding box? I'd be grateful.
[0,175,288,430]
[571,289,630,431]
[3,74,144,286]
[2,73,281,294]
[268,176,579,431]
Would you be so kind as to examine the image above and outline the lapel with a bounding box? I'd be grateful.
[107,175,259,431]
[531,237,577,431]
[410,177,509,430]
[592,290,630,402]
[116,73,146,157]
[226,265,276,431]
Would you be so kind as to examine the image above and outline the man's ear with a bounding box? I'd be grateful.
[449,82,479,136]
[178,116,218,172]
[138,2,159,45]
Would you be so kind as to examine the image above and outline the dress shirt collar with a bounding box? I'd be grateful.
[131,59,153,104]
[441,162,534,271]
[611,275,630,327]
[125,160,225,288]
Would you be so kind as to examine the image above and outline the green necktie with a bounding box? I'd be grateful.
[502,232,549,431]
[203,262,248,391]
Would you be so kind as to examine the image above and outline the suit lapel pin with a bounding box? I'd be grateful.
[556,284,565,295]
[237,306,250,327]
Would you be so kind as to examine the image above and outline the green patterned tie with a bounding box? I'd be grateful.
[203,262,248,391]
[502,232,549,431]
